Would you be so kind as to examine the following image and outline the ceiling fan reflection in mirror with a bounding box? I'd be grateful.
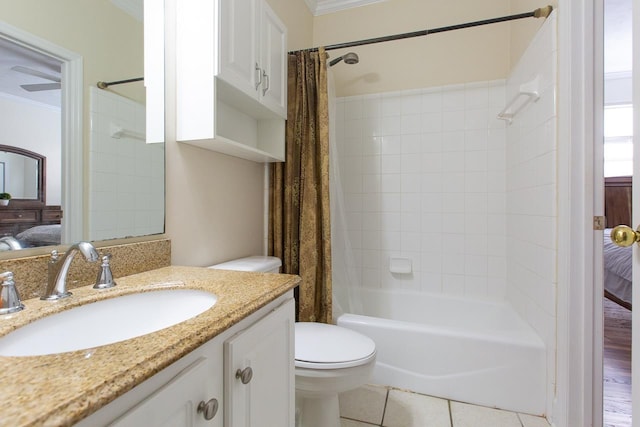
[11,65,60,92]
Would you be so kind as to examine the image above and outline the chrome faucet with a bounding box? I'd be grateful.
[0,271,24,314]
[41,241,99,301]
[0,236,22,250]
[94,253,117,289]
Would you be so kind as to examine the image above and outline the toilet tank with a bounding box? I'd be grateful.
[208,256,282,273]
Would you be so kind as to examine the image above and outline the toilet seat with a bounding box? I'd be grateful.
[295,322,376,370]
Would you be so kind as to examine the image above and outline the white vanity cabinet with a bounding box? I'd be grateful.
[77,293,294,427]
[111,355,223,427]
[225,297,295,426]
[175,0,287,162]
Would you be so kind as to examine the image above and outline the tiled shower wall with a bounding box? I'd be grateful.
[505,11,557,413]
[334,80,508,299]
[89,87,164,241]
[334,10,558,416]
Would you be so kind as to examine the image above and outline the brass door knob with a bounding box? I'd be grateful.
[610,225,640,247]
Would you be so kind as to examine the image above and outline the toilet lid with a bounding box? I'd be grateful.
[295,322,376,369]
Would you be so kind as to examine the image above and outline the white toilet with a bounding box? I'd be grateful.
[209,256,376,427]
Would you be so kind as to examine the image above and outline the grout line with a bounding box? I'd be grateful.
[340,416,379,426]
[517,413,525,426]
[379,387,390,426]
[448,399,454,427]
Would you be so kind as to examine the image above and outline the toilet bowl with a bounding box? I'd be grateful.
[209,256,377,427]
[295,322,376,427]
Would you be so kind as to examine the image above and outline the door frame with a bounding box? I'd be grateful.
[0,21,83,243]
[593,0,606,426]
[556,0,600,425]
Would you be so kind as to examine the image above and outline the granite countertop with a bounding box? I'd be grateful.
[0,266,300,427]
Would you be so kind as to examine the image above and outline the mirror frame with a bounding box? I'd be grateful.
[0,144,46,208]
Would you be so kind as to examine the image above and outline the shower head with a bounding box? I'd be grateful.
[329,52,359,67]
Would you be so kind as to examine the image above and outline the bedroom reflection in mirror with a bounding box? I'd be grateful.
[0,145,61,251]
[0,146,42,200]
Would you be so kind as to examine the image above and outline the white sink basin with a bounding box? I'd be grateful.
[0,289,217,357]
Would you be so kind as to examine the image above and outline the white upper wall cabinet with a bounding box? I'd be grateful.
[219,0,287,117]
[259,5,287,116]
[176,0,288,162]
[218,0,260,98]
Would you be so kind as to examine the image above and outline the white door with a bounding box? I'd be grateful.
[606,1,640,425]
[633,0,640,421]
[597,0,635,426]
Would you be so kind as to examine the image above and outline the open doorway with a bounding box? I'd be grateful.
[602,0,632,425]
[0,22,83,244]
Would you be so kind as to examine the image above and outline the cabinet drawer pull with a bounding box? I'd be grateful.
[235,367,253,384]
[197,398,219,420]
[262,71,269,96]
[255,63,262,90]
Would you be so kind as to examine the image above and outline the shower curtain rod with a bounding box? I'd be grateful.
[292,5,553,53]
[97,77,143,89]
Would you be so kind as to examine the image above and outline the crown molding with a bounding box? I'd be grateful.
[304,0,387,16]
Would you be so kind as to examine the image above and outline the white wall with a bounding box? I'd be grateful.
[0,94,61,204]
[605,72,632,105]
[88,87,164,241]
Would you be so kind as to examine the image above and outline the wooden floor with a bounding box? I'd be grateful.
[603,297,632,427]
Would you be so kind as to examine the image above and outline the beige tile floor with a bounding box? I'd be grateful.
[339,385,551,427]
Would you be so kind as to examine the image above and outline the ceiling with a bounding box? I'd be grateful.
[0,38,62,108]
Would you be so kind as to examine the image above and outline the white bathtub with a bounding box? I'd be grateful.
[336,289,546,415]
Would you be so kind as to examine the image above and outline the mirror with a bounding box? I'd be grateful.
[0,145,44,203]
[0,0,165,253]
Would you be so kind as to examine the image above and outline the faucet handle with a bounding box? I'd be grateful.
[94,253,117,290]
[0,271,24,315]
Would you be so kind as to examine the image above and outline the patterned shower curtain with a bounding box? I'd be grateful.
[268,47,332,323]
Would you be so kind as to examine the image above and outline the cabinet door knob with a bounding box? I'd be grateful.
[235,366,253,384]
[197,398,219,421]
